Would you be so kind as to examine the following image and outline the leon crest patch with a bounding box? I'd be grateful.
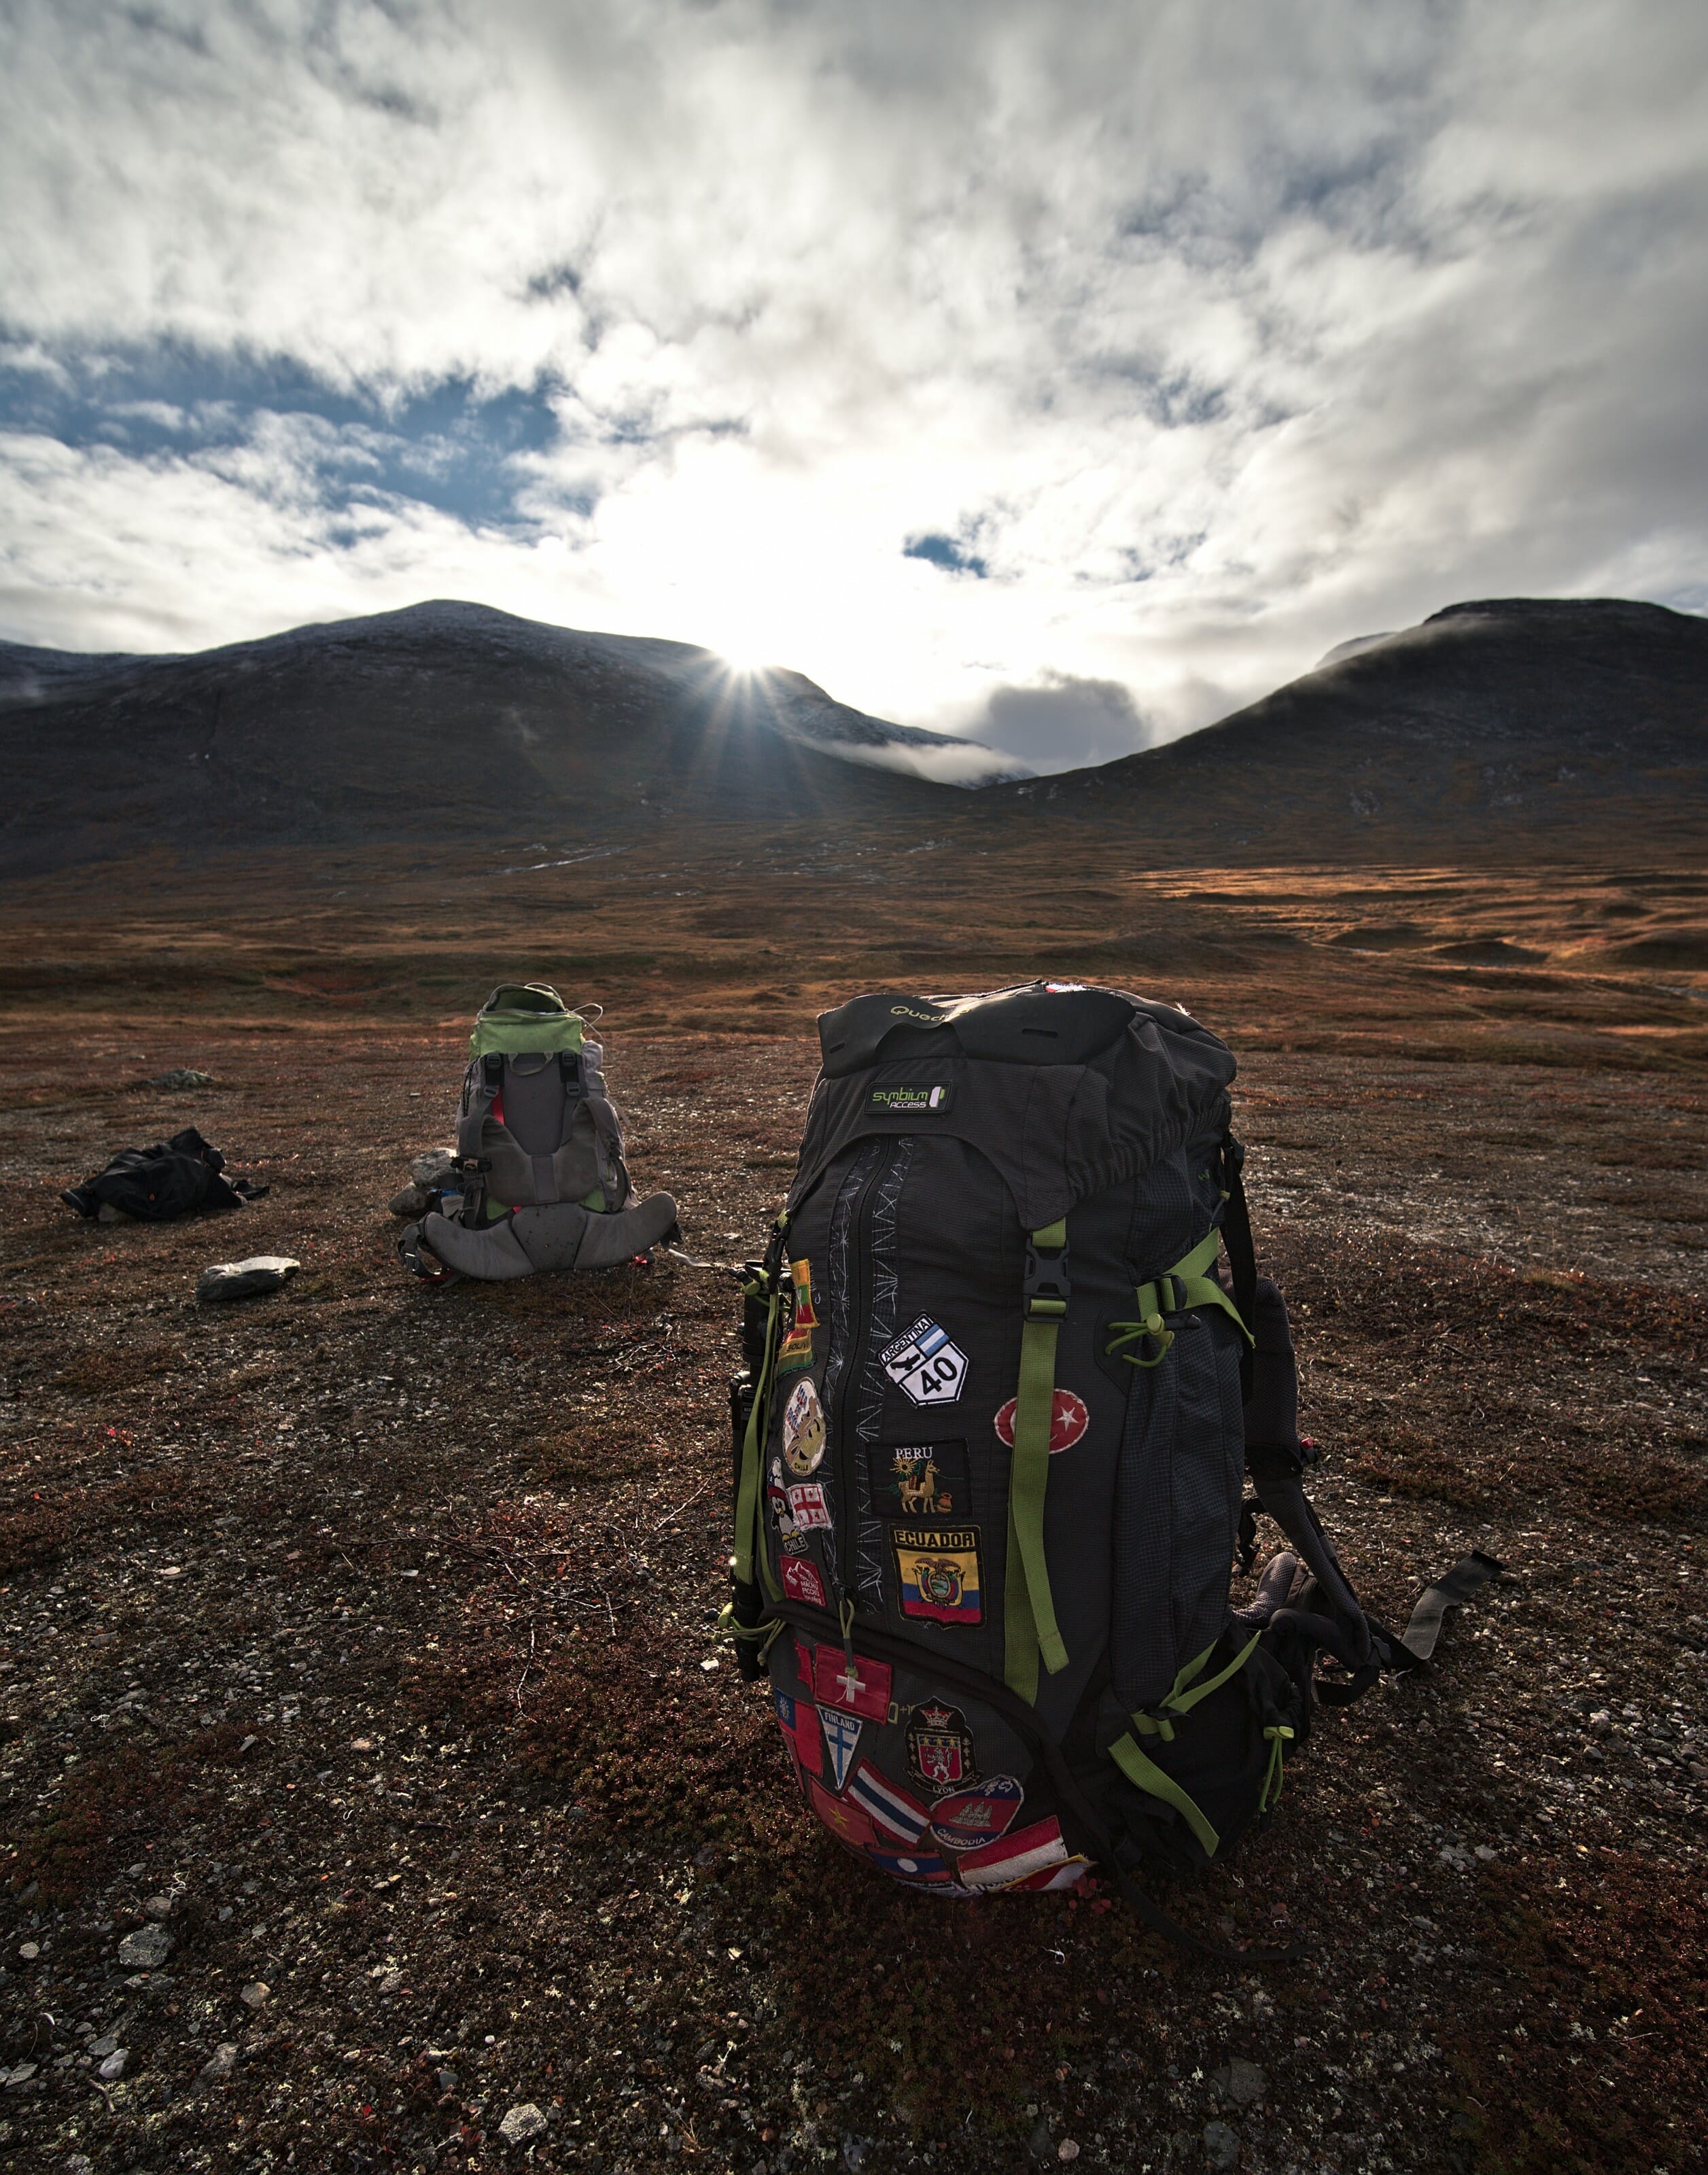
[891,1525,983,1625]
[906,1699,978,1793]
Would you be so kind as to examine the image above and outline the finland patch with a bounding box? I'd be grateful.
[880,1317,968,1406]
[820,1705,863,1790]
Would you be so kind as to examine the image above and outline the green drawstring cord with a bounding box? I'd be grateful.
[1105,1311,1173,1368]
[839,1592,857,1680]
[1260,1723,1295,1811]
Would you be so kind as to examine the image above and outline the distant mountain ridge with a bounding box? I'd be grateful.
[1,593,1703,872]
[0,599,1017,873]
[1000,596,1708,856]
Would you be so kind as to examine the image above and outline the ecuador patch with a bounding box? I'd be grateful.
[891,1525,983,1625]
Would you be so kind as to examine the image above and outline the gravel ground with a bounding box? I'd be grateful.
[1,1022,1703,2175]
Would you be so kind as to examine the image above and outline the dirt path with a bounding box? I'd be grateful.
[1,1024,1703,2175]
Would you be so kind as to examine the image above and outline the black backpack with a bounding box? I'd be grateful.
[726,983,1497,1944]
[60,1127,260,1223]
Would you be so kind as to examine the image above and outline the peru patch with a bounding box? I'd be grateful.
[780,1556,827,1609]
[880,1317,969,1406]
[993,1387,1090,1455]
[928,1774,1024,1854]
[808,1643,893,1722]
[819,1705,863,1790]
[784,1480,831,1531]
[906,1700,979,1793]
[869,1438,971,1519]
[782,1378,827,1476]
[891,1525,983,1625]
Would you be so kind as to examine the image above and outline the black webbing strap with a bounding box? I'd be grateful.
[1220,1136,1259,1402]
[771,1603,1291,1965]
[1399,1550,1506,1661]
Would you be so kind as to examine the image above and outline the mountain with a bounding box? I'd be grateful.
[1,594,1703,875]
[1000,598,1708,857]
[0,600,1012,873]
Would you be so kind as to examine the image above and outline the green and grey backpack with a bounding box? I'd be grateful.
[727,982,1497,1943]
[400,984,678,1281]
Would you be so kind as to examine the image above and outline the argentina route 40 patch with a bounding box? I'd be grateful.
[880,1317,969,1406]
[890,1525,983,1624]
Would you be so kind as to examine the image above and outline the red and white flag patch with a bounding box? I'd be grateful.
[957,1814,1073,1890]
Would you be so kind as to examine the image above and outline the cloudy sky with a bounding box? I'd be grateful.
[3,1,1706,771]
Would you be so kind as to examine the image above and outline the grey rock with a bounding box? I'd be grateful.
[1588,1709,1614,1737]
[143,1893,174,1920]
[97,2050,126,2081]
[1211,2058,1266,2107]
[1204,2120,1240,2170]
[200,2042,239,2080]
[410,1148,457,1189]
[2,2061,37,2087]
[148,1068,214,1090]
[88,2034,119,2059]
[117,1923,173,1968]
[499,2102,548,2142]
[197,1256,300,1302]
[841,2138,872,2172]
[390,1182,431,1217]
[239,1981,270,2008]
[97,1202,134,1223]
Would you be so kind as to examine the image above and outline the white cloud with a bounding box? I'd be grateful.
[2,0,1706,767]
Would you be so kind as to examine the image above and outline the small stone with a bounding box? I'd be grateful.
[4,2061,37,2086]
[1215,2057,1265,2107]
[390,1183,431,1217]
[1058,2144,1081,2164]
[66,2155,97,2175]
[499,2102,548,2142]
[143,1893,175,1919]
[147,1068,215,1090]
[1588,1710,1614,1737]
[841,2138,872,2173]
[98,2050,127,2081]
[17,1942,38,1960]
[1204,2120,1240,2170]
[198,1256,300,1302]
[379,1969,403,1994]
[200,2043,239,2080]
[437,2068,459,2091]
[1474,1844,1497,1862]
[411,1148,457,1189]
[88,2034,118,2059]
[239,1981,270,2008]
[118,1924,173,1968]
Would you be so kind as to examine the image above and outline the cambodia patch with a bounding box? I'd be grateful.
[906,1700,979,1793]
[928,1773,1024,1854]
[819,1705,863,1790]
[891,1525,983,1625]
[780,1556,827,1609]
[782,1377,827,1476]
[867,1081,955,1117]
[880,1317,969,1406]
[993,1386,1090,1455]
[868,1438,970,1518]
[808,1643,893,1722]
[784,1480,831,1531]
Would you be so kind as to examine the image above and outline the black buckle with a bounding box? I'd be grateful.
[1024,1234,1071,1309]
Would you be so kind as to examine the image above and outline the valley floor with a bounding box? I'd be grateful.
[0,857,1705,2175]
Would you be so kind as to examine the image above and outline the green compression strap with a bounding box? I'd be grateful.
[1004,1219,1071,1703]
[1105,1629,1264,1859]
[1108,1733,1221,1858]
[732,1245,787,1606]
[1106,1228,1255,1369]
